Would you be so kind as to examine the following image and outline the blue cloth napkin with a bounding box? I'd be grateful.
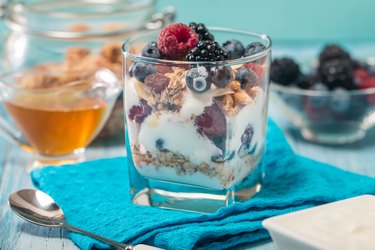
[31,120,375,250]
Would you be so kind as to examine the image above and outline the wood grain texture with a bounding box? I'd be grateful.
[0,109,374,250]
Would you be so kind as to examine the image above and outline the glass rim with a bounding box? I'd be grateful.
[5,0,155,39]
[271,82,375,96]
[122,26,272,66]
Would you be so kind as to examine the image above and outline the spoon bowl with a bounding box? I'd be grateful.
[8,189,162,249]
[9,189,65,227]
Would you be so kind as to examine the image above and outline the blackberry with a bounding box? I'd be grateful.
[319,59,356,90]
[189,22,214,41]
[186,40,228,62]
[319,44,350,64]
[270,57,300,85]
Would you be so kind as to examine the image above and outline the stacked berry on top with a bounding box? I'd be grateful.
[133,22,266,61]
[270,44,375,91]
[130,22,267,95]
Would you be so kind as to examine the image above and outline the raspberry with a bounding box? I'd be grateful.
[128,100,152,124]
[359,76,375,90]
[144,73,170,93]
[158,23,199,60]
[354,69,370,84]
[195,104,226,137]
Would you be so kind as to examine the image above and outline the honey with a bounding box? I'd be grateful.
[5,95,107,155]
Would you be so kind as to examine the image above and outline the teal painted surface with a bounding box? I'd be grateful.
[158,0,375,41]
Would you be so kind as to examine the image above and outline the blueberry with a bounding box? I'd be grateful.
[185,66,212,94]
[222,39,245,59]
[210,65,233,88]
[155,139,164,149]
[235,68,258,89]
[131,62,156,82]
[141,41,161,59]
[244,42,265,57]
[308,83,329,108]
[241,124,254,145]
[329,88,351,113]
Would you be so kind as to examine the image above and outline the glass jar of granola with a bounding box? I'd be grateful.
[1,0,175,137]
[123,24,271,213]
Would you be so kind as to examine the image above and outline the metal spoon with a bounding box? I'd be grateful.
[9,189,161,250]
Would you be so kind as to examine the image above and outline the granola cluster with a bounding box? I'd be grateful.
[19,43,122,89]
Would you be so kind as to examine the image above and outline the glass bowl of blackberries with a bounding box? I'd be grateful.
[270,44,375,144]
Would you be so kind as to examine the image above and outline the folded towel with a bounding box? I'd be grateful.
[31,120,375,250]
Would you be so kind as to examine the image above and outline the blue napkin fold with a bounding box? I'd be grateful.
[31,120,375,250]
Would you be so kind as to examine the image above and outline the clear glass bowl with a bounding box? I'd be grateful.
[1,0,175,138]
[270,83,375,144]
[123,27,271,213]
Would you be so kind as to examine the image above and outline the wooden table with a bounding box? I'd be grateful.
[1,107,375,250]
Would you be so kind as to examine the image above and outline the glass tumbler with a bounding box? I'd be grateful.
[123,28,271,213]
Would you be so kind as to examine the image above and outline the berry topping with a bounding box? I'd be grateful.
[144,73,170,93]
[222,39,245,59]
[235,67,258,89]
[130,62,157,82]
[158,23,199,60]
[185,66,211,93]
[189,22,214,41]
[210,65,233,88]
[270,57,300,86]
[195,103,226,137]
[319,59,355,90]
[319,44,350,64]
[141,41,161,59]
[186,40,228,62]
[244,42,265,57]
[128,100,152,124]
[241,124,254,145]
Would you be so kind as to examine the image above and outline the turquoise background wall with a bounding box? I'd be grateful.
[157,0,375,42]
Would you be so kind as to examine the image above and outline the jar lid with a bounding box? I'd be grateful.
[4,0,157,39]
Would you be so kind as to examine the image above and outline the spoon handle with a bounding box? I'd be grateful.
[64,224,133,250]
